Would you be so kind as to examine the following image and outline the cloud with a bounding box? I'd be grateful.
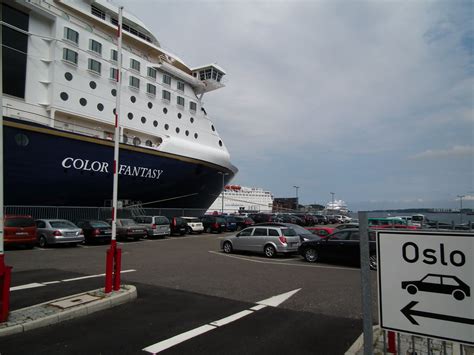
[409,145,474,160]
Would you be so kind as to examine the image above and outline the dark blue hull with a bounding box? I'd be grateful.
[4,118,234,208]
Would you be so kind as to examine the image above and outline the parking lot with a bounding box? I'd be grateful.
[2,231,378,354]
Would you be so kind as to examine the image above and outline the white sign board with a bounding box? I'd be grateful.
[377,231,473,345]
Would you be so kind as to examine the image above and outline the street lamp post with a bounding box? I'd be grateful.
[330,192,335,209]
[293,186,299,212]
[218,172,229,214]
[457,195,465,224]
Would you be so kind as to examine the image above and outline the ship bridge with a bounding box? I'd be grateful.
[191,64,226,95]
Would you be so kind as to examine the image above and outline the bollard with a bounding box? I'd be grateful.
[0,255,13,322]
[387,331,396,353]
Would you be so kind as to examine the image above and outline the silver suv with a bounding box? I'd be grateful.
[133,215,170,238]
[220,226,300,258]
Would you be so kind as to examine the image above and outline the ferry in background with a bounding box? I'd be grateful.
[324,199,349,215]
[207,185,274,214]
[2,0,237,209]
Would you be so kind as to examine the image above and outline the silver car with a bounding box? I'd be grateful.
[220,226,300,258]
[133,215,170,238]
[35,219,84,247]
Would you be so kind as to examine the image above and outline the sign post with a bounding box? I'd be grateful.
[377,230,474,346]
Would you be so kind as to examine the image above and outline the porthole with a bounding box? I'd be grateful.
[97,103,104,111]
[156,137,163,145]
[89,81,97,89]
[145,140,153,147]
[60,92,69,101]
[153,120,158,127]
[211,125,215,131]
[128,112,134,120]
[64,72,73,81]
[113,108,116,115]
[130,96,136,103]
[133,137,141,146]
[15,133,29,147]
[79,98,87,106]
[176,127,180,134]
[148,102,153,109]
[190,117,194,123]
[194,133,198,139]
[141,116,146,124]
[219,140,223,147]
[185,130,189,136]
[111,89,117,97]
[177,113,182,119]
[164,124,169,130]
[163,108,168,114]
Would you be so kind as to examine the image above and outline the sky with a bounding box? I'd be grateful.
[115,0,473,210]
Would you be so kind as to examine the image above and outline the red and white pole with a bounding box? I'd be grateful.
[105,6,124,293]
[0,13,13,322]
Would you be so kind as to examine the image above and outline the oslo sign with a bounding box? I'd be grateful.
[377,230,473,345]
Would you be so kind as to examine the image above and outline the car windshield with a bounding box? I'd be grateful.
[282,228,297,236]
[156,217,169,224]
[50,221,76,228]
[216,217,226,223]
[90,221,110,228]
[5,217,35,227]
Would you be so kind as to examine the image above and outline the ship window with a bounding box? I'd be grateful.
[111,49,118,62]
[162,90,171,101]
[219,140,223,147]
[176,127,180,134]
[147,67,157,79]
[177,113,182,119]
[141,116,146,124]
[189,101,197,112]
[62,48,78,65]
[194,133,198,139]
[211,125,215,131]
[147,84,156,96]
[89,39,102,55]
[130,58,140,72]
[148,102,153,109]
[164,124,169,130]
[91,5,106,20]
[97,103,104,111]
[156,137,163,145]
[153,120,158,127]
[79,98,87,106]
[163,74,171,85]
[64,72,73,81]
[177,81,185,92]
[64,27,79,45]
[133,137,141,146]
[60,92,69,101]
[110,67,118,80]
[88,58,101,74]
[185,130,189,136]
[111,89,117,97]
[15,133,29,147]
[190,117,194,123]
[177,96,185,107]
[130,96,136,103]
[145,140,153,147]
[89,81,97,89]
[128,112,133,120]
[129,76,140,89]
[163,108,168,114]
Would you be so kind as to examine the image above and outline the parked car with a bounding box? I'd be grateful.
[76,220,112,244]
[298,228,377,269]
[220,225,300,258]
[255,222,321,242]
[306,226,335,237]
[335,223,359,231]
[313,214,329,225]
[133,215,170,238]
[200,215,227,233]
[293,214,316,226]
[326,215,341,224]
[223,216,238,232]
[181,217,204,234]
[247,213,275,224]
[106,219,147,241]
[35,219,85,247]
[233,216,255,231]
[169,217,187,235]
[4,215,37,248]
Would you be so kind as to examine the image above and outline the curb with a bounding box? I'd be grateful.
[345,325,381,355]
[0,284,137,337]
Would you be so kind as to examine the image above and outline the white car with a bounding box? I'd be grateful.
[182,217,204,234]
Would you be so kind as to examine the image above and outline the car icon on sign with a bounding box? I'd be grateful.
[401,274,470,301]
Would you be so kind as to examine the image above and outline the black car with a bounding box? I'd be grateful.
[233,216,255,231]
[335,223,359,230]
[76,220,112,244]
[248,213,275,224]
[293,214,316,226]
[170,217,187,235]
[313,214,328,225]
[223,216,238,232]
[298,228,377,269]
[200,215,227,233]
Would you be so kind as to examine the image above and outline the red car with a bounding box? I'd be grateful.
[4,215,37,248]
[305,227,335,237]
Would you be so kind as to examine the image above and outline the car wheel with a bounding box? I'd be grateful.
[134,236,140,241]
[264,244,276,258]
[453,290,466,301]
[223,241,233,254]
[186,227,192,234]
[38,236,47,248]
[369,254,377,270]
[205,227,211,233]
[304,248,318,263]
[407,285,418,295]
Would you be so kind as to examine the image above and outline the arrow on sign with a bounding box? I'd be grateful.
[401,301,474,326]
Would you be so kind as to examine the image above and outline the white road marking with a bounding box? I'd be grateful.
[142,289,301,354]
[208,251,359,271]
[10,269,136,291]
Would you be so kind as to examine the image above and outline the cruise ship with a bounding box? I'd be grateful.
[207,185,274,214]
[325,199,349,214]
[1,0,237,209]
